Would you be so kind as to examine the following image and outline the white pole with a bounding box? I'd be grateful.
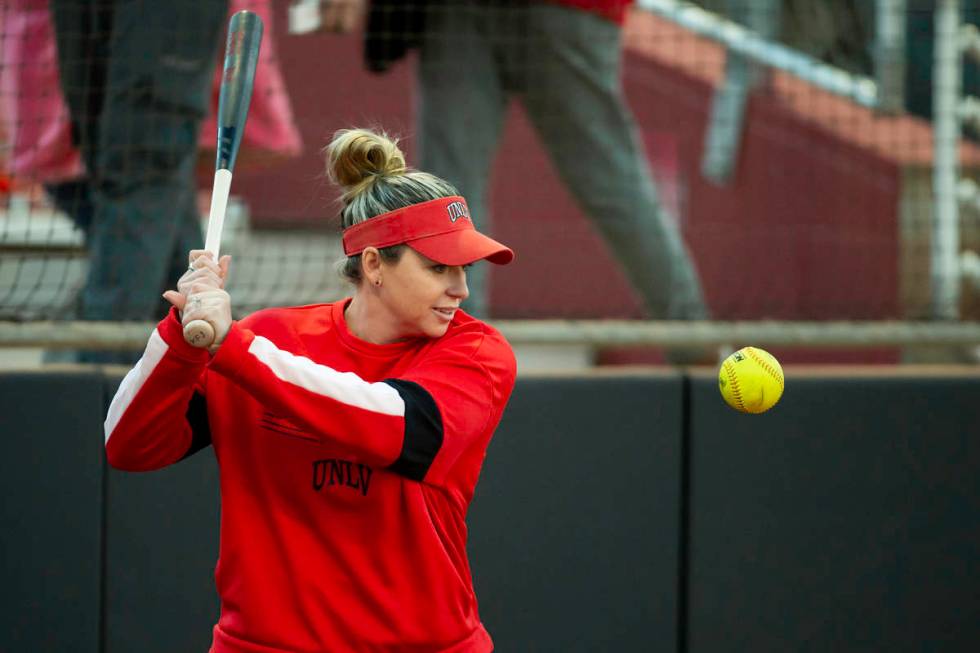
[875,0,907,113]
[932,0,962,319]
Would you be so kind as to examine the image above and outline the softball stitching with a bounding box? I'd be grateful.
[723,360,745,411]
[745,347,783,389]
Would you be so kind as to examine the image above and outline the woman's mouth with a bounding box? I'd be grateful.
[433,307,456,320]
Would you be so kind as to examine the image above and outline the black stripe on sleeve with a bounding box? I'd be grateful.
[179,391,212,461]
[383,379,444,481]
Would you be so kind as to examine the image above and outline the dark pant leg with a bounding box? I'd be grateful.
[48,0,110,239]
[75,0,226,321]
[49,0,109,176]
[518,5,708,319]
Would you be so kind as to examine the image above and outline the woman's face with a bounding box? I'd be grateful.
[379,248,470,339]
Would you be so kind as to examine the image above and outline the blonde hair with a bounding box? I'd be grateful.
[326,128,459,283]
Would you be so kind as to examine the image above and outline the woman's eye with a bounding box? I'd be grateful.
[432,265,447,273]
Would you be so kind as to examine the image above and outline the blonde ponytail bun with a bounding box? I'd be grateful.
[326,128,407,202]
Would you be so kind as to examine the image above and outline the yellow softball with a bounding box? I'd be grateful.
[718,346,785,414]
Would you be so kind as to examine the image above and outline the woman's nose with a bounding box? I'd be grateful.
[448,268,469,299]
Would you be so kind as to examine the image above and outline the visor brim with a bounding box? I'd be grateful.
[408,229,515,266]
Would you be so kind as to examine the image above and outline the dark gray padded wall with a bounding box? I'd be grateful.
[468,373,684,652]
[0,370,105,653]
[13,367,977,653]
[103,373,221,653]
[687,373,980,653]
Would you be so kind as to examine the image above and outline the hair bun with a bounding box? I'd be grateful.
[326,128,407,189]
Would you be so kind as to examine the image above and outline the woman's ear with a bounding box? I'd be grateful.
[361,247,382,285]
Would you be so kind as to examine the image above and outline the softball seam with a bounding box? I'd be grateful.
[745,347,784,389]
[723,361,745,412]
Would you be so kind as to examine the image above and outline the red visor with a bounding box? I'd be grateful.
[342,196,515,266]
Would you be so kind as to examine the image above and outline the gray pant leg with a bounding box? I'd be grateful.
[518,5,708,319]
[417,3,509,318]
[74,0,225,320]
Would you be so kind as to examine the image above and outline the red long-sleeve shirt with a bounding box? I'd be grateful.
[105,299,517,653]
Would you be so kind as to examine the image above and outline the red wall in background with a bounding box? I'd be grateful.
[232,6,901,362]
[621,53,901,321]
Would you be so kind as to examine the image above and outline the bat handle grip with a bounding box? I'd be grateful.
[205,169,232,257]
[183,320,216,349]
[183,168,232,349]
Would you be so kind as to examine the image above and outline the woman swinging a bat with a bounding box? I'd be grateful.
[104,128,517,653]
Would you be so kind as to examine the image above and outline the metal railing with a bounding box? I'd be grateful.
[637,0,879,107]
[4,319,980,350]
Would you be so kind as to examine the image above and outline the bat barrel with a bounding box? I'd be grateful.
[184,11,263,349]
[217,10,264,172]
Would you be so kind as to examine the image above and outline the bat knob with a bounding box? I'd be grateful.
[184,320,216,348]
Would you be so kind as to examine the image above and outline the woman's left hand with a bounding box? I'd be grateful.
[163,251,233,350]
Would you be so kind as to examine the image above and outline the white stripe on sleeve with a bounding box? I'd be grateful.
[104,328,169,444]
[247,335,405,416]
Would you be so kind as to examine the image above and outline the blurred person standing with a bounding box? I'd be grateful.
[303,0,709,324]
[47,0,228,360]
